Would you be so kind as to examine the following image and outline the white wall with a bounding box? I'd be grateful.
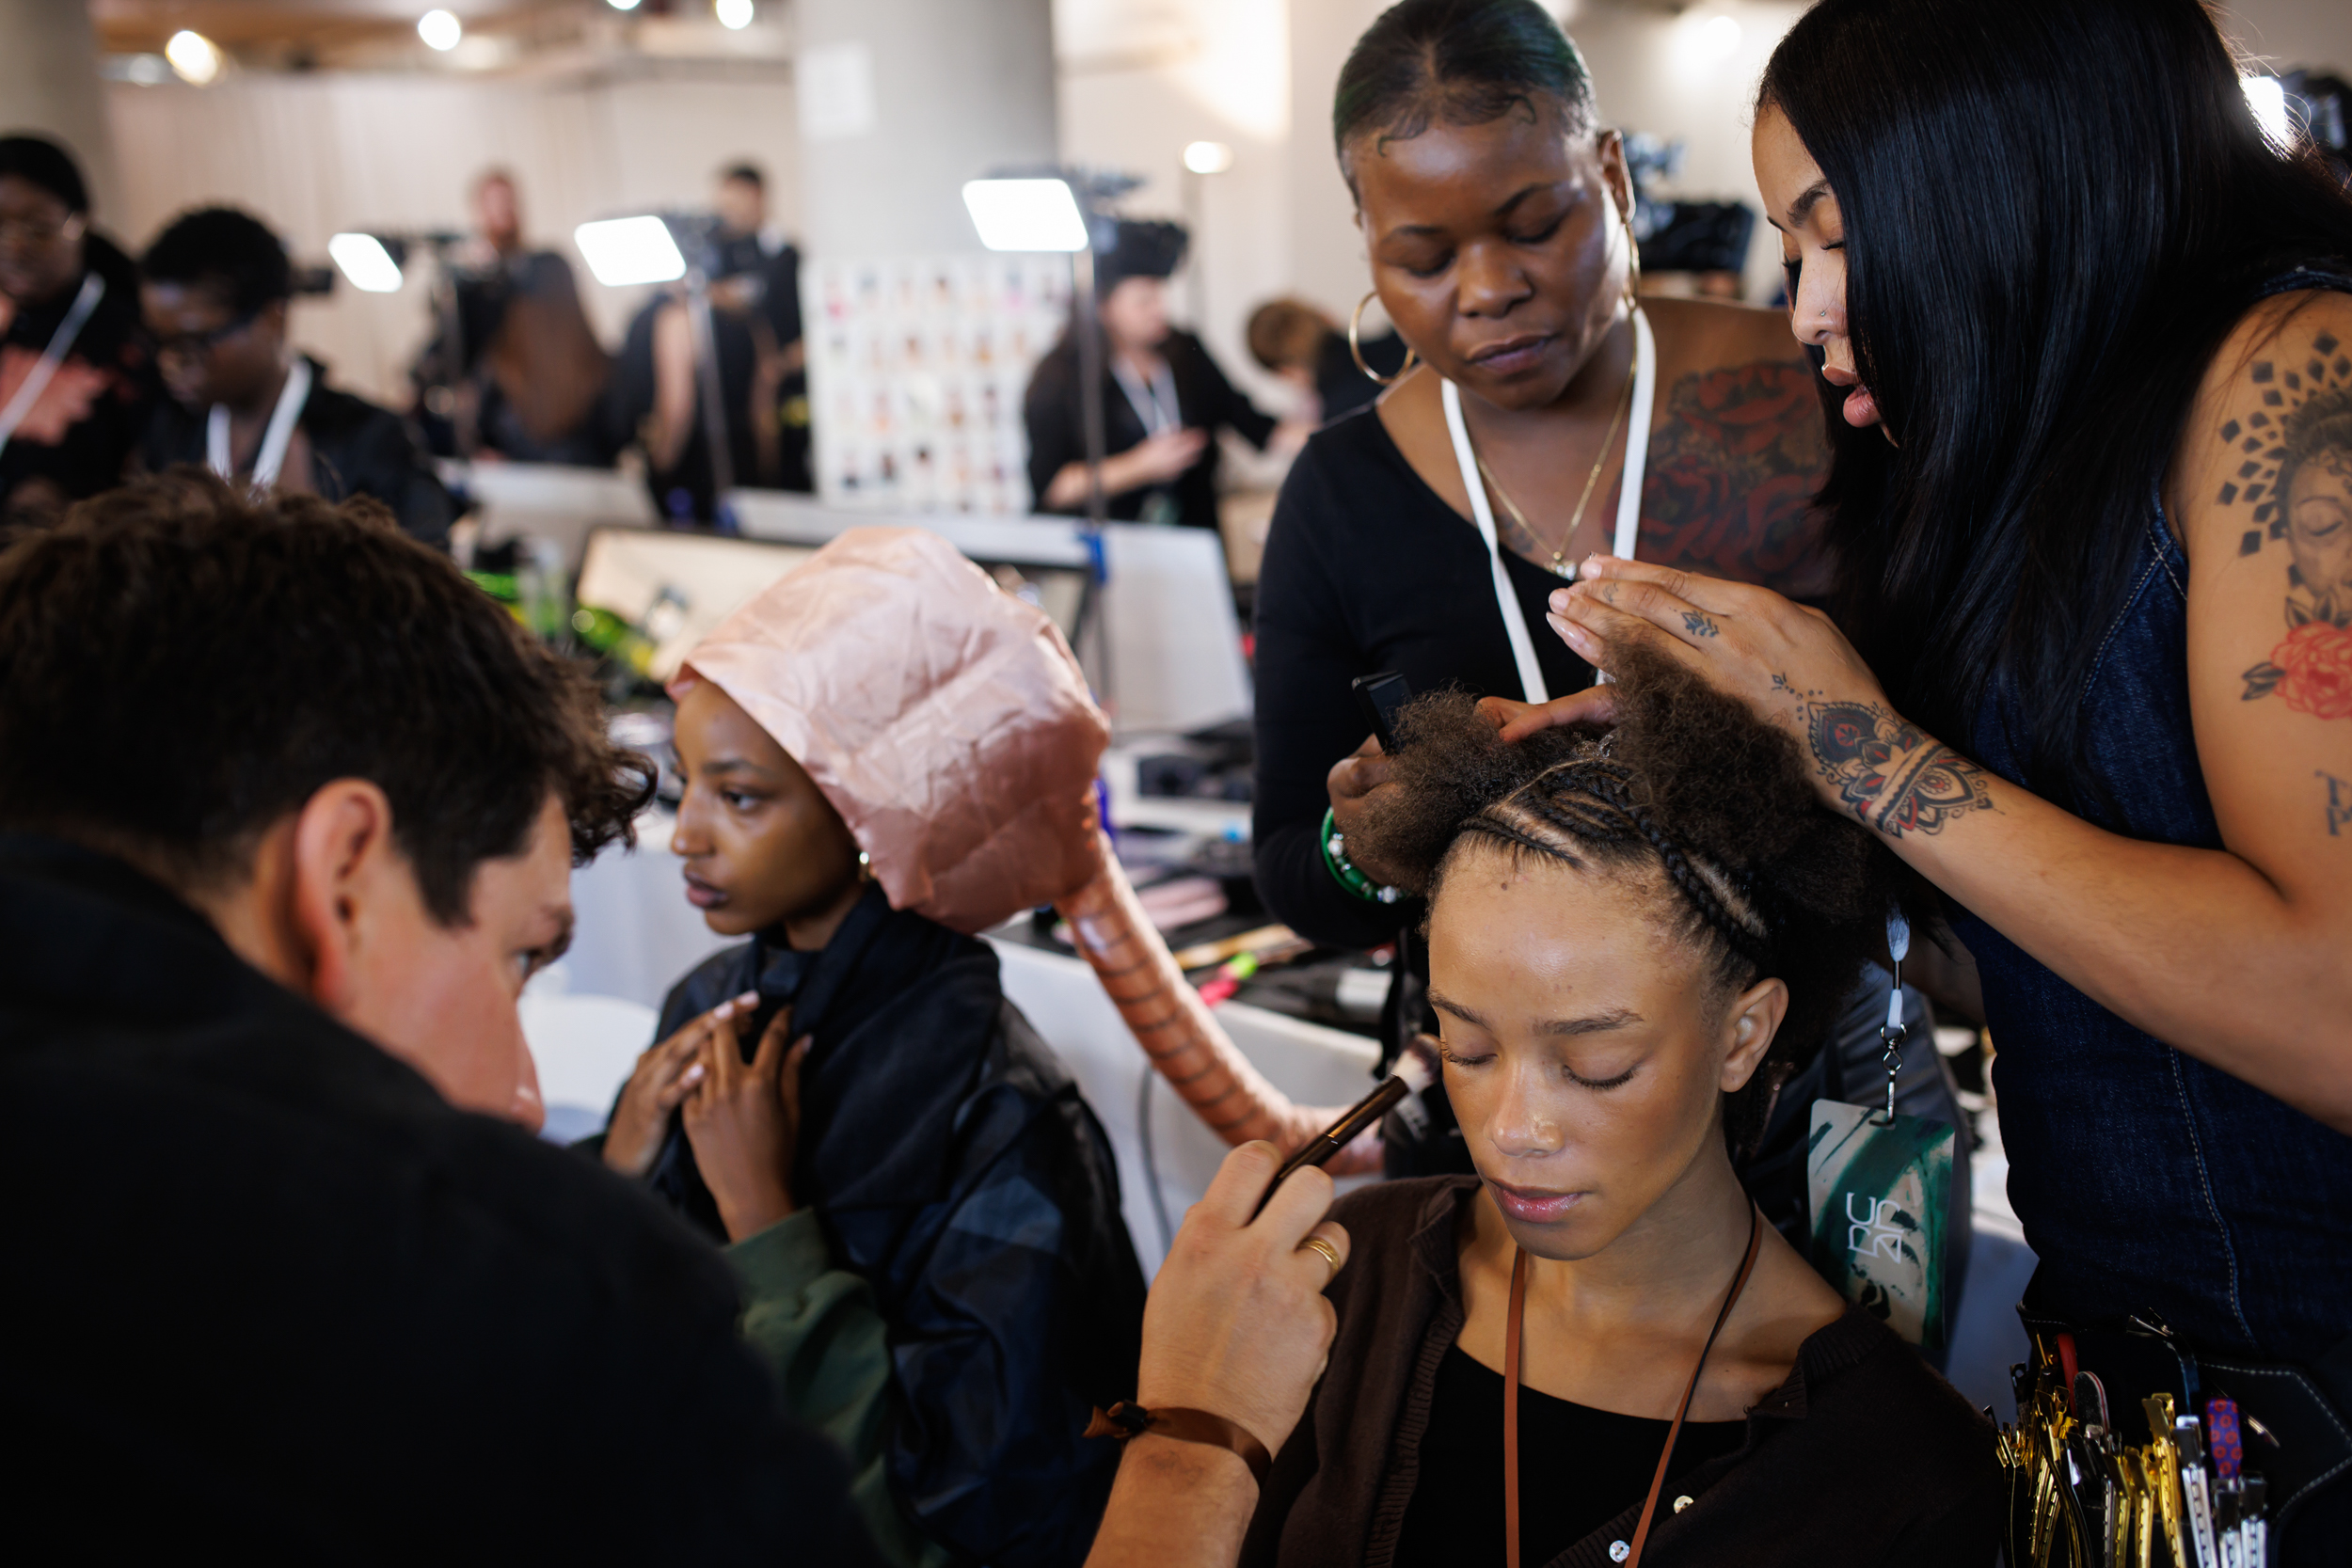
[103,69,800,406]
[93,0,2352,415]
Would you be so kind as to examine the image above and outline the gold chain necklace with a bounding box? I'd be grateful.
[1470,351,1639,578]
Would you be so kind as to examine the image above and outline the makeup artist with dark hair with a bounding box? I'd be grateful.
[1025,218,1312,530]
[0,135,153,518]
[1534,0,2352,1558]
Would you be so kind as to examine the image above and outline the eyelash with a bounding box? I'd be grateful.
[1437,1041,1638,1091]
[1400,216,1568,279]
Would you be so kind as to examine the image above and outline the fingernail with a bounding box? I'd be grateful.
[713,1000,736,1020]
[735,991,758,1006]
[1549,587,1573,610]
[683,1064,704,1083]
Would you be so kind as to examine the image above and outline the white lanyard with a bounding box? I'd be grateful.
[0,271,106,458]
[1110,354,1181,436]
[1440,307,1656,704]
[208,356,312,490]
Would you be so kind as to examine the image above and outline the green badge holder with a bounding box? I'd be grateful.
[1806,913,1956,1358]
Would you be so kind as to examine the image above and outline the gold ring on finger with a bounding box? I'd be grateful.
[1299,1234,1343,1282]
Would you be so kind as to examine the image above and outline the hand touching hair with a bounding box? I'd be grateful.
[1353,644,1915,1151]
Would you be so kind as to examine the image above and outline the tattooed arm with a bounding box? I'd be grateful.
[1525,294,2352,1129]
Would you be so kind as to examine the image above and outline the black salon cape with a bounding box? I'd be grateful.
[644,887,1147,1568]
[0,834,877,1564]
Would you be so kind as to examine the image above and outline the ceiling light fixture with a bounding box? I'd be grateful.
[165,29,222,86]
[715,0,755,29]
[419,9,463,52]
[607,0,642,8]
[1183,141,1234,175]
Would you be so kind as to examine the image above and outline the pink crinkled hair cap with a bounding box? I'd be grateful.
[671,526,1110,935]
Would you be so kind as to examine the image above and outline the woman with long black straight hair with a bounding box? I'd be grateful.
[1517,0,2352,1557]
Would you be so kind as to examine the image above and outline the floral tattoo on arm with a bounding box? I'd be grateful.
[2220,343,2352,720]
[1772,674,1997,838]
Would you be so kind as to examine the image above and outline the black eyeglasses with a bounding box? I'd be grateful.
[153,308,264,361]
[0,214,83,247]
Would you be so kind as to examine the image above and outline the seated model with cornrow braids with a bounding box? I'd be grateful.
[1240,648,1997,1568]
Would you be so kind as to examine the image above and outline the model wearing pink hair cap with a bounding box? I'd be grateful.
[673,525,1108,934]
[675,525,1366,1164]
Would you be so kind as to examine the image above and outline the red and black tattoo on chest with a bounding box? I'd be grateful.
[1639,359,1836,599]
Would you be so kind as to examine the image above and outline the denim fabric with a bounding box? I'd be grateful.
[1952,269,2352,1365]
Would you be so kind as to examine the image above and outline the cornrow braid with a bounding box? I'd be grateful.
[1352,645,1916,1153]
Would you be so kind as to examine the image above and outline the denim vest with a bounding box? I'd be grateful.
[1950,270,2352,1365]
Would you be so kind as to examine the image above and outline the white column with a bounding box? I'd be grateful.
[0,0,119,220]
[793,0,1059,260]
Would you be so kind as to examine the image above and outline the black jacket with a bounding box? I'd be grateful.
[141,356,453,546]
[643,887,1147,1567]
[0,834,876,1563]
[1024,327,1278,529]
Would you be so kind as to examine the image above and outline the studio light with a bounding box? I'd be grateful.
[607,0,642,8]
[573,215,688,287]
[165,29,222,86]
[328,233,405,293]
[961,179,1089,254]
[715,0,755,28]
[1182,141,1234,175]
[1694,14,1741,62]
[2244,74,2292,148]
[419,9,463,52]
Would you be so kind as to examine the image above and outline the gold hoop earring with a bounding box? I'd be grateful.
[1620,205,1645,313]
[1349,290,1419,386]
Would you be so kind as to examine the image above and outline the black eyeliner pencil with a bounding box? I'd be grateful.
[1250,1076,1409,1219]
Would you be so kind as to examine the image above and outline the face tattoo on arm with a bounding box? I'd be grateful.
[2225,343,2352,722]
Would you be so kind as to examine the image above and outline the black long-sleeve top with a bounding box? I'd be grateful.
[141,356,453,548]
[1023,326,1278,529]
[1250,405,1593,951]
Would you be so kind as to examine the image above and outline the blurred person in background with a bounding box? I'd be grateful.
[1247,295,1406,425]
[411,167,612,467]
[610,165,806,521]
[1025,219,1314,530]
[0,135,154,521]
[711,161,811,493]
[139,206,453,548]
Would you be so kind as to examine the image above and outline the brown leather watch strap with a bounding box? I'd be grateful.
[1085,1402,1273,1485]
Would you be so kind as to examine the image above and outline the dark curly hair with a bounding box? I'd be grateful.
[0,469,655,924]
[140,206,293,318]
[1353,645,1912,1153]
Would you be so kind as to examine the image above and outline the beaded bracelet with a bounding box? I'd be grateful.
[1321,807,1402,904]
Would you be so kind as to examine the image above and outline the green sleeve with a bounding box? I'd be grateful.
[725,1212,950,1568]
